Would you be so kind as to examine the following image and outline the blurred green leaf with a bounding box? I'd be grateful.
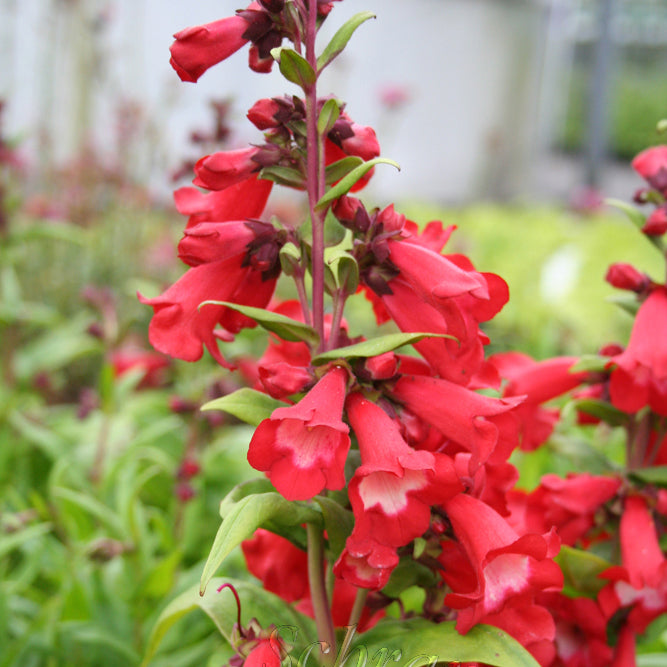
[556,545,612,597]
[201,389,287,427]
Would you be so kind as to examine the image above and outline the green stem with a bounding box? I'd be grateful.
[347,587,368,630]
[307,523,336,664]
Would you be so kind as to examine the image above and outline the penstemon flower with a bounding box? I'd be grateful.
[142,2,667,665]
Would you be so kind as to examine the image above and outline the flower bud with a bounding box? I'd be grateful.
[643,206,667,236]
[247,98,281,130]
[605,263,649,292]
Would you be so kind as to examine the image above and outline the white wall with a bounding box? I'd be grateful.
[1,0,557,203]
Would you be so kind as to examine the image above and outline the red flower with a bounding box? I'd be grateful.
[599,495,667,635]
[170,10,252,83]
[193,147,261,192]
[333,535,399,590]
[643,205,667,236]
[443,493,563,634]
[490,353,585,451]
[174,175,272,228]
[507,473,621,546]
[632,145,667,195]
[608,286,667,416]
[345,392,461,548]
[392,374,522,472]
[242,528,309,602]
[345,393,463,547]
[247,366,350,500]
[605,263,650,292]
[244,637,283,667]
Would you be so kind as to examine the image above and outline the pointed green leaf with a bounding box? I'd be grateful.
[556,545,612,596]
[201,388,288,427]
[606,293,641,316]
[275,48,316,89]
[142,578,316,667]
[218,478,276,517]
[317,98,342,136]
[629,465,667,488]
[312,332,455,365]
[569,355,608,373]
[606,198,646,229]
[259,165,305,189]
[199,302,320,346]
[382,560,438,598]
[315,158,400,211]
[200,493,322,595]
[314,496,353,559]
[324,246,359,293]
[279,242,302,275]
[572,398,629,427]
[349,618,540,667]
[324,156,364,185]
[0,523,52,560]
[317,11,376,72]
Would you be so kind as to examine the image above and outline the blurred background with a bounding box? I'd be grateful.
[1,0,666,204]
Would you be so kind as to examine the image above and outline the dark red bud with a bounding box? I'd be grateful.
[259,0,285,12]
[605,263,649,292]
[642,206,667,236]
[178,458,201,479]
[175,482,196,503]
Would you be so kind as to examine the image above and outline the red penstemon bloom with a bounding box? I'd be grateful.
[344,392,461,548]
[632,145,667,196]
[247,366,351,500]
[442,493,563,635]
[608,286,667,416]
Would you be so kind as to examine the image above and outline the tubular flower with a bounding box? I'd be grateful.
[345,392,461,548]
[169,11,251,83]
[333,535,399,591]
[193,146,262,192]
[443,493,563,634]
[139,176,278,367]
[490,353,585,451]
[174,175,272,229]
[247,366,350,500]
[599,495,667,635]
[392,374,522,472]
[608,286,667,416]
[632,145,667,196]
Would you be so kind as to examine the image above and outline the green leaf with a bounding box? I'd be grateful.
[314,496,353,559]
[315,158,400,211]
[259,165,305,189]
[348,617,540,667]
[0,523,52,560]
[606,293,641,316]
[381,560,438,598]
[279,242,302,275]
[637,655,667,667]
[200,493,322,595]
[571,398,629,427]
[324,246,359,293]
[201,388,288,427]
[218,478,276,517]
[630,466,667,488]
[312,332,455,365]
[317,11,376,72]
[318,98,342,136]
[325,156,364,185]
[606,198,646,229]
[142,578,316,667]
[199,301,320,346]
[569,355,608,373]
[556,545,612,597]
[274,48,316,88]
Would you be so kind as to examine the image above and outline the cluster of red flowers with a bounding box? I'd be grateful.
[142,2,667,665]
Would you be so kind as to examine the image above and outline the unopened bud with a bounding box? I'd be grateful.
[605,263,648,292]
